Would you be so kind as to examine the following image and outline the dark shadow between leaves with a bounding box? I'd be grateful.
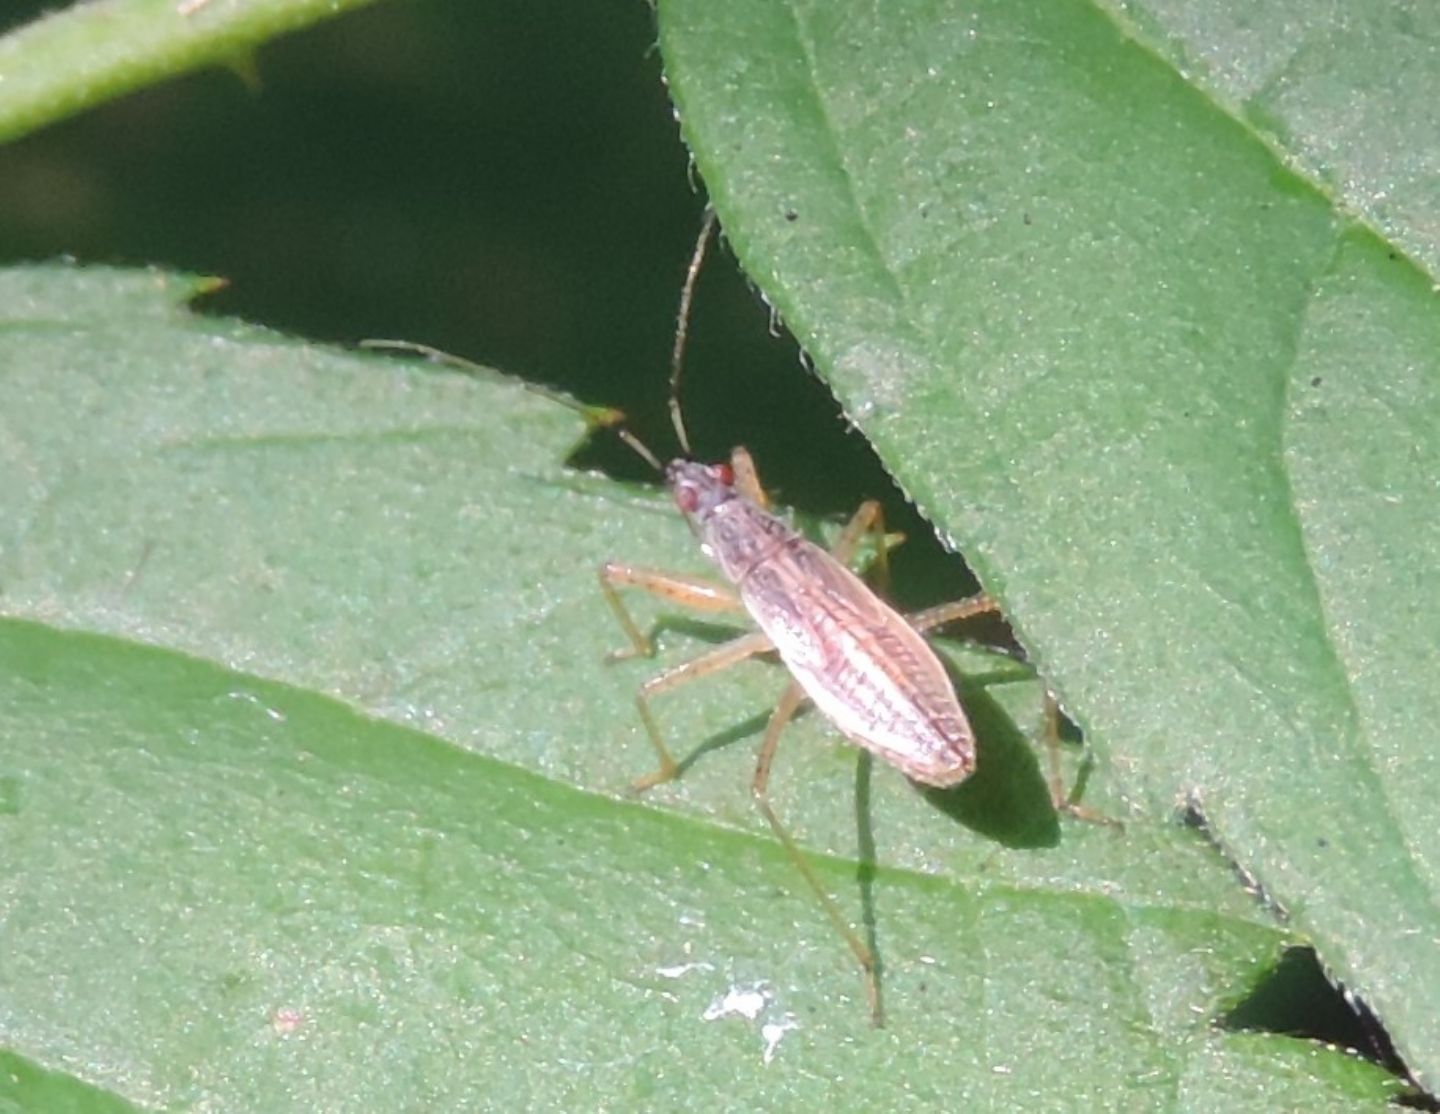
[1221,946,1435,1109]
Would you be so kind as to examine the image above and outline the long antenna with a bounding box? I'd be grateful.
[366,208,721,477]
[360,338,666,473]
[669,207,717,456]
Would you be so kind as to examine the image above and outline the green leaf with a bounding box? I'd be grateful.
[0,1049,141,1114]
[1111,1,1440,278]
[0,0,378,145]
[659,0,1440,1091]
[0,267,1398,1108]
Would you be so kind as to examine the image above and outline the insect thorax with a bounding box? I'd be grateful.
[701,500,796,583]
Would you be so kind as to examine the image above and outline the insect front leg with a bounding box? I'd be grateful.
[828,499,909,592]
[751,679,884,1028]
[727,446,770,509]
[598,563,742,659]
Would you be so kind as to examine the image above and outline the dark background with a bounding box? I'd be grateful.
[0,0,939,580]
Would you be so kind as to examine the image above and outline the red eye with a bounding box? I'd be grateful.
[675,486,699,513]
[714,462,734,486]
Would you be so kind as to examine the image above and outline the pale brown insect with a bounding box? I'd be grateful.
[596,212,1014,1026]
[602,456,999,1026]
[373,213,1092,1026]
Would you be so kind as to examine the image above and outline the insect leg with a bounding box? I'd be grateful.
[752,679,884,1027]
[827,499,910,594]
[906,592,999,633]
[1042,693,1122,827]
[1042,693,1067,810]
[599,563,742,659]
[728,446,770,510]
[907,593,1120,825]
[629,629,774,791]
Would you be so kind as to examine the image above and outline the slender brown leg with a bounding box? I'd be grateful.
[828,499,906,594]
[726,453,900,583]
[628,629,775,790]
[907,594,1117,824]
[752,679,884,1027]
[907,593,999,633]
[599,563,742,659]
[1041,693,1122,827]
[729,446,770,510]
[599,560,766,787]
[1042,692,1067,810]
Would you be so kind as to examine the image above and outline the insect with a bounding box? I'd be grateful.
[594,211,1026,1026]
[371,212,1098,1025]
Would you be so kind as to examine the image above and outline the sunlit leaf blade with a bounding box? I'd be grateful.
[1107,1,1440,278]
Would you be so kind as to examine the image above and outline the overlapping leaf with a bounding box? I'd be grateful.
[659,0,1440,1088]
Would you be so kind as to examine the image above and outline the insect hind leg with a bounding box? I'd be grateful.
[1041,693,1122,827]
[752,679,884,1027]
[909,593,1120,826]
